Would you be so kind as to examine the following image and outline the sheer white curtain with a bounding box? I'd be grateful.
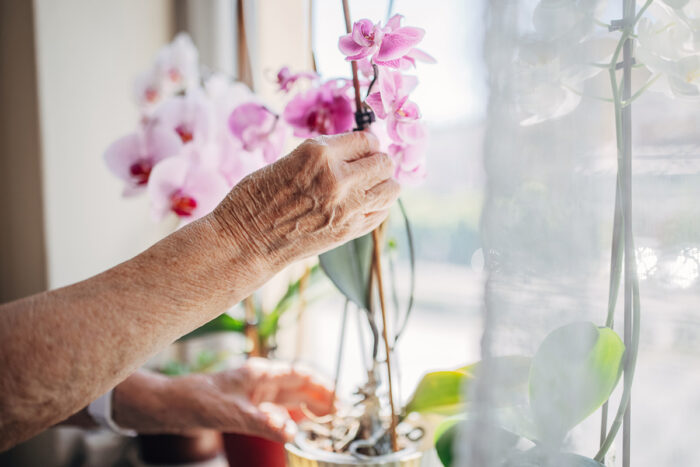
[458,1,700,466]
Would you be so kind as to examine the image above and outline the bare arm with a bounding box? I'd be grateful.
[61,359,333,442]
[0,132,398,450]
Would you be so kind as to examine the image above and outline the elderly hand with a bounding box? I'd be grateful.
[212,131,399,274]
[113,359,333,442]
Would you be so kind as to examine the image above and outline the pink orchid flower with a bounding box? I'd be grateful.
[154,33,200,95]
[217,133,264,187]
[104,126,183,196]
[388,141,427,185]
[134,70,163,111]
[282,79,354,137]
[370,120,427,184]
[338,14,425,68]
[228,102,287,164]
[154,92,215,145]
[134,33,200,113]
[366,70,421,143]
[147,145,229,222]
[276,66,319,93]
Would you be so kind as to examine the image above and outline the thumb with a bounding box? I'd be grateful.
[255,402,298,443]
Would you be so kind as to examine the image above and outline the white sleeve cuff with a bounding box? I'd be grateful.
[87,388,137,437]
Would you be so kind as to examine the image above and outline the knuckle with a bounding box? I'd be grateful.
[378,153,393,173]
[362,130,380,151]
[301,138,328,163]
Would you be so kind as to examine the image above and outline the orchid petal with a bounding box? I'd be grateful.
[338,35,365,57]
[406,48,437,64]
[366,92,388,119]
[376,27,425,61]
[386,14,404,31]
[352,19,377,47]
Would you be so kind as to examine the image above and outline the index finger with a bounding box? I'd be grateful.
[325,131,380,162]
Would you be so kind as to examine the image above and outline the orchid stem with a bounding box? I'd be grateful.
[596,0,648,462]
[341,0,399,452]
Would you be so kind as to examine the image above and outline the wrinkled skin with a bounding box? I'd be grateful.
[213,131,398,270]
[113,359,333,442]
[0,132,398,451]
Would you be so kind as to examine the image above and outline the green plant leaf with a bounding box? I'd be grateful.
[435,415,520,467]
[463,356,532,408]
[179,313,245,341]
[258,265,321,339]
[529,322,625,446]
[434,415,464,467]
[405,356,532,416]
[404,369,470,415]
[319,234,373,310]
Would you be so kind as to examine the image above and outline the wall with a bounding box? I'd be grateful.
[0,0,47,302]
[34,0,176,289]
[0,1,176,464]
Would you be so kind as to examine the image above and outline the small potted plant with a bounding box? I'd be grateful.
[278,3,435,465]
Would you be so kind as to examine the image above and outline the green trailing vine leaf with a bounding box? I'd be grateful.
[319,233,374,310]
[529,322,625,446]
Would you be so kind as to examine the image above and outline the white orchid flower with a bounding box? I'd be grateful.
[515,36,617,126]
[637,4,700,99]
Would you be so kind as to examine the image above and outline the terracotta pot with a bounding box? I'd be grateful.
[223,433,287,467]
[137,431,223,465]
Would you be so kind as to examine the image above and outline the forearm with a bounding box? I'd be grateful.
[0,215,274,450]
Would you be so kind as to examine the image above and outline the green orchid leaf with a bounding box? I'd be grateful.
[404,369,470,415]
[529,322,625,446]
[489,404,539,442]
[179,313,245,341]
[463,356,533,408]
[435,415,520,467]
[319,233,373,310]
[405,356,531,416]
[434,415,464,467]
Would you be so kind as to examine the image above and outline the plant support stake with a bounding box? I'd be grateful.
[341,0,399,452]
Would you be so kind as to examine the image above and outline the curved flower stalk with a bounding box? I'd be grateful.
[104,33,290,226]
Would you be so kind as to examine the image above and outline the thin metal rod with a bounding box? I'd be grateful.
[621,1,635,466]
